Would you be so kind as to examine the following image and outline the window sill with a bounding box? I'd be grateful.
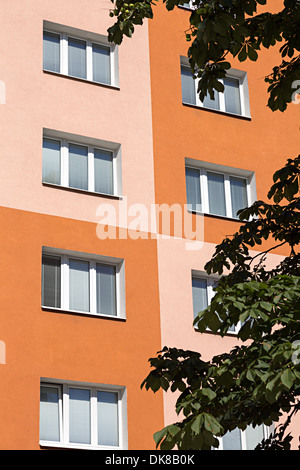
[182,102,252,121]
[178,5,193,11]
[42,182,123,200]
[194,326,238,336]
[43,69,120,91]
[42,306,126,321]
[39,440,124,451]
[187,209,246,223]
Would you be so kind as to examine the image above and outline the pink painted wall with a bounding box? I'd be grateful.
[0,0,155,223]
[156,237,286,427]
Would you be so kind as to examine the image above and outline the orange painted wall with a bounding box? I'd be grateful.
[0,206,163,449]
[148,1,299,253]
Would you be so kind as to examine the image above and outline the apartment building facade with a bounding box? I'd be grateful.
[0,0,298,450]
[148,1,299,450]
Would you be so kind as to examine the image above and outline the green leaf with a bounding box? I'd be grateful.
[260,301,273,312]
[203,413,222,435]
[168,424,181,437]
[212,79,225,93]
[202,387,217,400]
[207,311,222,331]
[148,374,162,393]
[190,414,204,434]
[248,45,258,61]
[202,428,218,447]
[159,376,169,391]
[238,45,247,62]
[153,426,169,448]
[246,369,256,382]
[281,369,295,390]
[233,300,245,311]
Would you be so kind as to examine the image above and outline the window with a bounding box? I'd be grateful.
[180,59,250,117]
[40,381,127,449]
[192,276,210,321]
[42,131,121,197]
[41,249,125,319]
[220,425,267,450]
[185,160,256,219]
[192,274,238,334]
[179,1,195,9]
[43,22,118,87]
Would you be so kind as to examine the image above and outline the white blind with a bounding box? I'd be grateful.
[181,66,196,105]
[203,90,220,110]
[224,77,241,115]
[42,138,61,185]
[207,171,226,216]
[185,167,201,211]
[94,149,113,195]
[40,385,61,442]
[245,424,265,450]
[69,388,91,444]
[93,44,111,85]
[69,143,88,190]
[223,428,242,450]
[68,37,87,79]
[42,255,61,308]
[96,264,116,315]
[192,278,208,319]
[69,259,90,312]
[97,391,119,446]
[230,176,248,218]
[43,32,60,73]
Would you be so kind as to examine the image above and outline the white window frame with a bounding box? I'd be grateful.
[41,247,126,320]
[42,129,122,198]
[43,21,119,87]
[180,57,251,118]
[185,159,256,220]
[40,379,127,450]
[192,271,241,335]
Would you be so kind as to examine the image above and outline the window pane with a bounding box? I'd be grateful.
[42,255,61,308]
[181,66,196,105]
[224,77,241,115]
[96,264,116,316]
[94,149,113,195]
[43,32,60,73]
[69,388,91,444]
[230,176,248,218]
[207,171,226,216]
[68,37,86,79]
[185,167,201,212]
[69,143,88,190]
[42,138,61,185]
[223,428,242,450]
[203,90,220,110]
[69,259,90,312]
[98,391,119,446]
[227,323,236,332]
[40,385,60,442]
[245,424,265,450]
[93,44,111,85]
[192,278,208,319]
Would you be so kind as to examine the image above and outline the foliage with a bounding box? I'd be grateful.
[140,155,300,449]
[108,0,300,111]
